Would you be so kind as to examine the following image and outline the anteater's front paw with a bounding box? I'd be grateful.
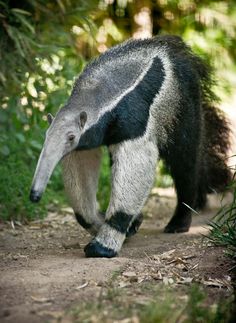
[84,239,117,258]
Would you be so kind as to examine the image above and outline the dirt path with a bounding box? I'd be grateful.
[0,188,234,323]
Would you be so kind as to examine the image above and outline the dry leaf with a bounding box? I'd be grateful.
[167,257,186,265]
[11,220,15,230]
[75,281,88,290]
[152,254,161,262]
[163,277,175,285]
[189,263,199,270]
[202,278,232,289]
[177,277,193,284]
[160,249,176,260]
[122,271,137,278]
[119,281,131,288]
[28,225,41,230]
[31,296,52,303]
[182,254,196,260]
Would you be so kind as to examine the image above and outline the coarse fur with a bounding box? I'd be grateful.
[62,148,103,235]
[30,35,231,258]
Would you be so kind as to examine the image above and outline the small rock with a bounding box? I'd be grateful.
[122,271,137,278]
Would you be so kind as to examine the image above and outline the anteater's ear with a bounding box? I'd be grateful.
[79,111,87,129]
[47,113,54,125]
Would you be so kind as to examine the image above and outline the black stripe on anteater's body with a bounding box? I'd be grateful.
[77,55,165,149]
[30,35,231,258]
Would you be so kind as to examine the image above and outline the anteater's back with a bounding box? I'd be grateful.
[76,35,231,195]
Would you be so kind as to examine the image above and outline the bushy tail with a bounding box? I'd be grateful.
[193,52,232,195]
[202,103,232,193]
[157,35,232,205]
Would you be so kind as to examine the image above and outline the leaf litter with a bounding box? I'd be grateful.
[115,247,233,291]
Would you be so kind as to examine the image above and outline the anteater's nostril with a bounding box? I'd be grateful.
[29,190,41,203]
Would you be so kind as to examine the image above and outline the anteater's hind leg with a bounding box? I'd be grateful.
[62,148,103,235]
[84,139,158,257]
[164,160,199,233]
[163,136,201,233]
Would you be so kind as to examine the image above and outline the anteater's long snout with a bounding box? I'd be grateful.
[29,141,63,203]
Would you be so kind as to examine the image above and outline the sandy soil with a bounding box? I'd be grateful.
[0,189,234,323]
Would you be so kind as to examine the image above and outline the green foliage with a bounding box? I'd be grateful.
[140,294,179,323]
[183,285,233,323]
[0,154,45,222]
[1,0,236,221]
[155,160,173,188]
[97,148,111,212]
[69,283,233,322]
[133,284,233,323]
[0,133,66,222]
[0,0,98,221]
[209,175,236,257]
[184,285,218,322]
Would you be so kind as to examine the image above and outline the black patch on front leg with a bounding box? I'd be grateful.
[126,213,143,237]
[106,212,133,234]
[100,211,142,237]
[84,239,117,258]
[75,212,92,230]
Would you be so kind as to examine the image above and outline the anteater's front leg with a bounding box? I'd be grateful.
[84,139,158,258]
[62,148,103,235]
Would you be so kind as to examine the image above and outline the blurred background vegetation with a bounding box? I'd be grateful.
[0,0,236,228]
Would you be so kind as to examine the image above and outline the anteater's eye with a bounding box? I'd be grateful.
[68,134,75,141]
